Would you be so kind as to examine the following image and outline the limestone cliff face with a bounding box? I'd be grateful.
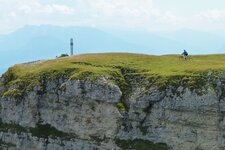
[0,72,225,150]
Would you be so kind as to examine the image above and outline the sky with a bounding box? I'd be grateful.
[1,0,225,34]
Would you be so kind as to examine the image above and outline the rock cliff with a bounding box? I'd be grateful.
[1,53,225,150]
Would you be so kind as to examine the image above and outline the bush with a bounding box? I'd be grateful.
[57,54,69,58]
[30,123,69,138]
[115,139,170,150]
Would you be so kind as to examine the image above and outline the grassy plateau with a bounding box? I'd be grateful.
[1,53,225,94]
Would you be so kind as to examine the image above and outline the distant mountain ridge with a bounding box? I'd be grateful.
[1,25,225,74]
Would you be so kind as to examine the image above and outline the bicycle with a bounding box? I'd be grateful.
[179,55,191,61]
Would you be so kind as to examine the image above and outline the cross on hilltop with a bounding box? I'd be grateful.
[70,38,74,56]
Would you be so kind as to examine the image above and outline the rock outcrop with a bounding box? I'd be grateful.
[0,69,225,150]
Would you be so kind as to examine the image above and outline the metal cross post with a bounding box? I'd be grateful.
[70,38,74,56]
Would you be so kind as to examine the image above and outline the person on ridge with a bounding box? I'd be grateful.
[181,49,188,60]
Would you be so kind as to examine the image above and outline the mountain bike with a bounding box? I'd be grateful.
[179,55,191,61]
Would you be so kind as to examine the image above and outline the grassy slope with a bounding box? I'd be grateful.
[1,53,225,93]
[5,53,225,76]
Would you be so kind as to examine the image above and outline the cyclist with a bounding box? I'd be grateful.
[181,50,188,60]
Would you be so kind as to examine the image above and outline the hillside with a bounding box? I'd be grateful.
[1,53,225,149]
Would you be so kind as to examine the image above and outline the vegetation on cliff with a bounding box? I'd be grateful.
[115,138,170,150]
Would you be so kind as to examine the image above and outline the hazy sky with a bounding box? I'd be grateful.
[1,0,225,34]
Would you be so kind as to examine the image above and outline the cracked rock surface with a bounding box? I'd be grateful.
[0,73,225,150]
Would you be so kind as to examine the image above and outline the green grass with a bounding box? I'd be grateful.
[1,53,225,95]
[2,89,22,98]
[4,53,225,77]
[116,102,126,112]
